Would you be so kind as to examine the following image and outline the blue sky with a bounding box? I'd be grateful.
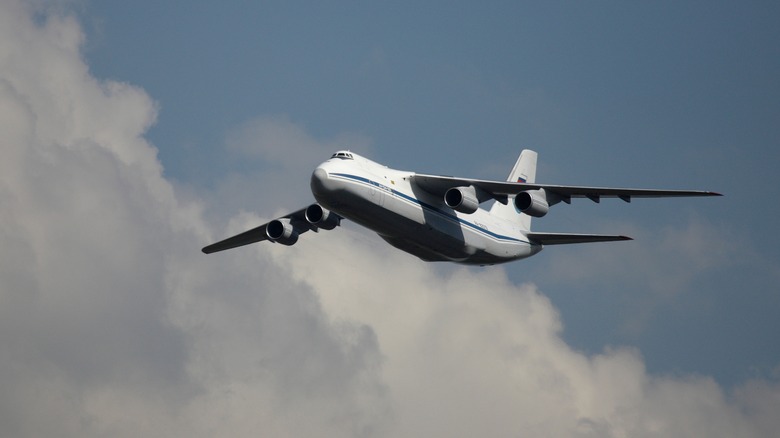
[2,0,779,435]
[82,0,779,384]
[84,1,778,182]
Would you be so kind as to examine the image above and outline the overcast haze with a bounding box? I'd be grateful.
[1,0,779,436]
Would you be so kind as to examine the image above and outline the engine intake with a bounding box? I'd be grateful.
[305,204,340,230]
[445,186,480,214]
[266,218,299,245]
[515,189,549,217]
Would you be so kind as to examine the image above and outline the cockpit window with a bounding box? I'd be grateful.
[330,151,354,160]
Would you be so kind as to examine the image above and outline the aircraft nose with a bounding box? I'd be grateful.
[310,166,330,197]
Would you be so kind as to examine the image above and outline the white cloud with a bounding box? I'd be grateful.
[0,1,779,437]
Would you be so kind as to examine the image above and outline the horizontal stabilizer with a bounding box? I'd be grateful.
[526,232,633,245]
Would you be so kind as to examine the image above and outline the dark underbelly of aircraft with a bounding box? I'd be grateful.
[324,195,475,262]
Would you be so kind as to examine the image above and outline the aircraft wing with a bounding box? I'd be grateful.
[526,232,633,245]
[202,207,314,254]
[411,173,721,204]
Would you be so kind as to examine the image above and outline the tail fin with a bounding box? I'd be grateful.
[489,149,537,230]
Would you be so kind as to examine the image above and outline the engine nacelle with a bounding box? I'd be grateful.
[304,204,340,230]
[515,189,550,217]
[444,186,480,214]
[266,218,299,246]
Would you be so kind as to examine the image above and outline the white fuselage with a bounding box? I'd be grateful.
[310,153,542,265]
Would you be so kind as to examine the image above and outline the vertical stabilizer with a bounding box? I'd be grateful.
[489,149,537,230]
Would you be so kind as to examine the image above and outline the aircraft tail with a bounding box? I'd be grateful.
[489,149,537,230]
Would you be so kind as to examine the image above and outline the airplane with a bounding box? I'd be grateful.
[202,150,721,265]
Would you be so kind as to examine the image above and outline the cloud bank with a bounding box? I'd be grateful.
[0,1,778,437]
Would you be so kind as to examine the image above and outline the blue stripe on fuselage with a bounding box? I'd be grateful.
[330,172,528,244]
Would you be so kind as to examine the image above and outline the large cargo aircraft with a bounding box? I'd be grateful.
[203,150,720,265]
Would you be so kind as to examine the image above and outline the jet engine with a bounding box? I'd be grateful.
[305,204,340,230]
[515,189,549,217]
[266,218,299,245]
[444,186,480,214]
